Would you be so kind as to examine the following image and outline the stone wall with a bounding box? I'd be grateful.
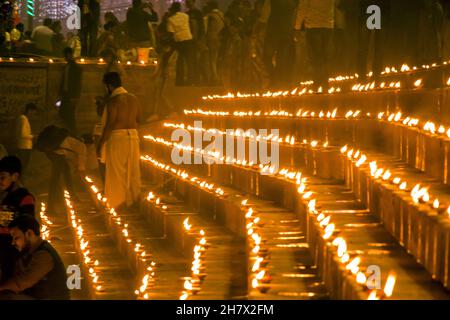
[0,61,216,150]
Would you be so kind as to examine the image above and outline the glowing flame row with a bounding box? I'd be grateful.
[243,200,271,293]
[180,218,208,300]
[200,61,448,100]
[163,122,331,149]
[341,146,450,219]
[39,202,53,242]
[142,133,397,298]
[84,177,156,300]
[64,191,103,293]
[141,156,225,196]
[183,108,450,145]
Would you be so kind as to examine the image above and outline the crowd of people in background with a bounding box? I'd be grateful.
[1,0,450,89]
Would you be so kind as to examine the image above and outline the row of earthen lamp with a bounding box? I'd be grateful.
[181,113,450,186]
[84,180,156,298]
[64,192,104,299]
[160,120,450,290]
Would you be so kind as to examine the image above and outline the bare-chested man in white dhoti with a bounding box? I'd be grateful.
[97,72,142,209]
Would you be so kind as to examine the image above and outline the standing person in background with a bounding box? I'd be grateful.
[442,0,450,61]
[147,2,159,23]
[51,20,66,57]
[10,23,23,43]
[126,0,155,57]
[205,0,225,86]
[418,0,444,64]
[167,2,194,86]
[15,103,38,177]
[186,0,208,85]
[260,0,297,87]
[79,0,100,57]
[293,0,312,83]
[67,32,82,58]
[104,11,120,31]
[297,0,335,89]
[59,47,82,136]
[243,0,269,89]
[10,23,24,53]
[357,0,390,81]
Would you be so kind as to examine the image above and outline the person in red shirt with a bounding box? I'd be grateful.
[0,156,35,283]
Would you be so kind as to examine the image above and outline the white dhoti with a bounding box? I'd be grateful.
[105,129,141,209]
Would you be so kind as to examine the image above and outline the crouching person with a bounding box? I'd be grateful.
[0,216,70,300]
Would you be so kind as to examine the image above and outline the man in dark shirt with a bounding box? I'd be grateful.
[78,0,100,56]
[0,216,69,300]
[0,156,35,283]
[186,0,207,85]
[263,0,297,86]
[126,0,155,45]
[59,47,82,136]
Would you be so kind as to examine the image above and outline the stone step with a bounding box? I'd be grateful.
[339,146,450,289]
[140,129,450,299]
[139,184,242,300]
[64,192,136,299]
[140,160,329,299]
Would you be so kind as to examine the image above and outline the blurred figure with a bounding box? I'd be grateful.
[10,23,24,42]
[297,0,335,88]
[10,23,24,52]
[96,21,118,56]
[14,103,38,176]
[147,2,159,23]
[104,11,120,31]
[0,145,7,160]
[102,48,126,79]
[36,126,87,214]
[418,0,444,64]
[186,0,208,85]
[241,0,270,89]
[167,2,194,86]
[126,0,155,54]
[260,0,297,87]
[205,1,225,86]
[442,0,450,61]
[222,0,245,88]
[51,20,66,57]
[10,23,25,53]
[31,18,54,55]
[67,32,82,58]
[389,0,420,67]
[357,0,390,80]
[293,0,312,82]
[59,48,82,136]
[79,0,100,57]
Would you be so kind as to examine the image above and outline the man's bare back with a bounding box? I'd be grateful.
[107,93,142,130]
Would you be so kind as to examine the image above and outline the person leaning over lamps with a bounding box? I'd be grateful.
[0,216,70,300]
